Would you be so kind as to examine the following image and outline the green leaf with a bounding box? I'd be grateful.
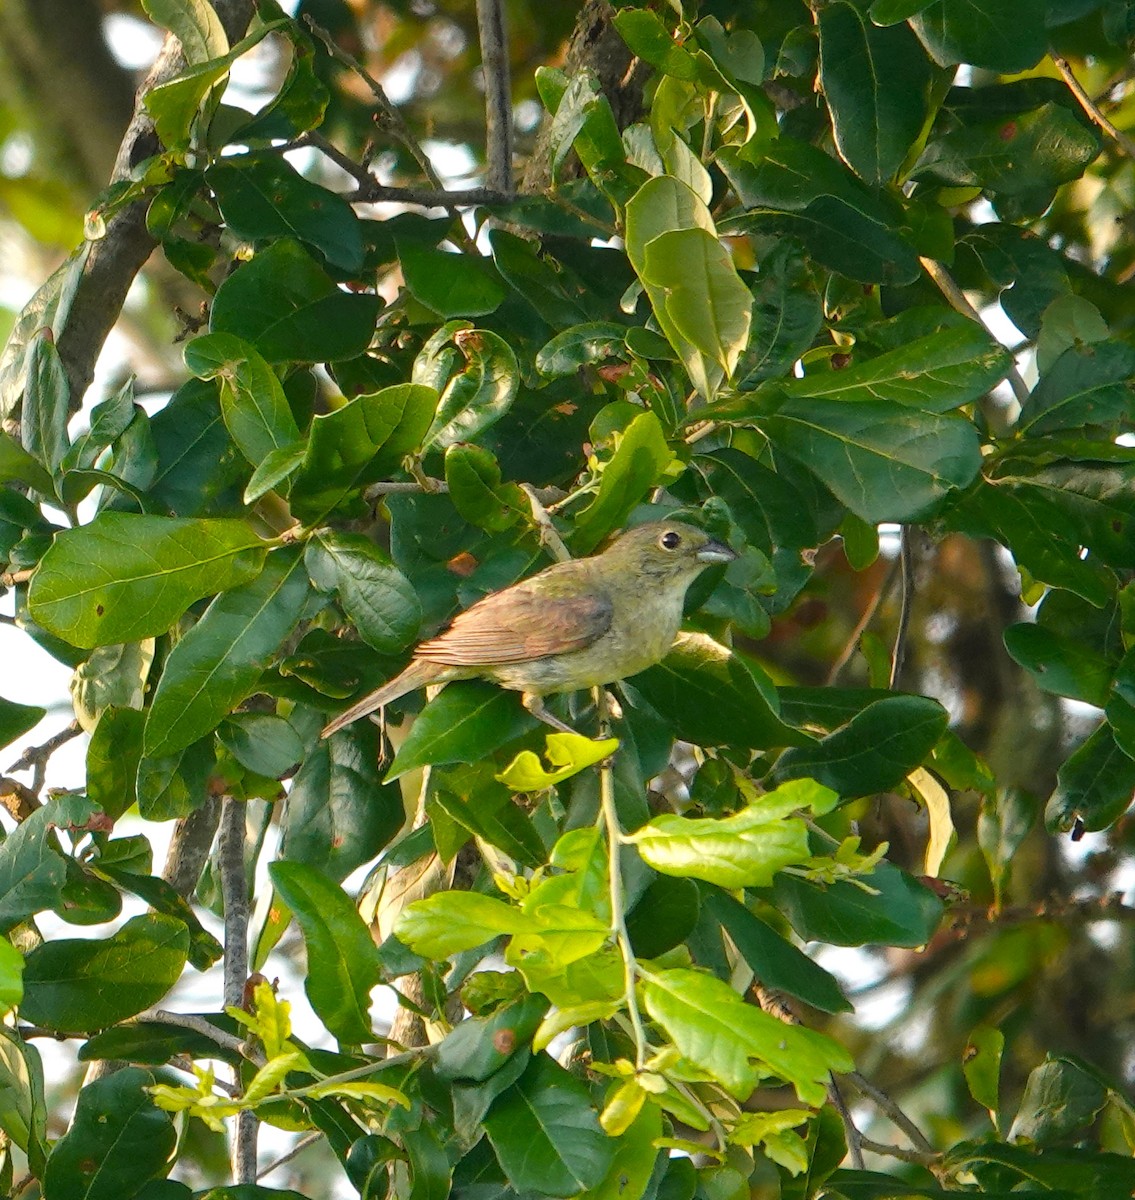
[136,737,214,822]
[489,229,589,327]
[701,889,852,1014]
[20,331,70,475]
[774,695,948,797]
[209,239,381,364]
[736,251,824,389]
[642,967,852,1104]
[144,25,281,151]
[216,714,304,779]
[143,547,311,758]
[289,383,437,522]
[772,858,944,948]
[0,801,70,932]
[483,1053,615,1197]
[963,1025,1003,1120]
[727,323,1010,415]
[101,868,222,972]
[535,322,629,378]
[613,10,698,80]
[718,141,921,285]
[206,155,364,272]
[429,764,548,869]
[0,1026,46,1169]
[573,411,675,553]
[141,0,227,65]
[399,243,507,318]
[760,395,982,523]
[42,1066,175,1200]
[28,514,266,648]
[1017,342,1135,437]
[423,329,519,451]
[281,721,404,883]
[443,443,526,533]
[269,860,381,1045]
[436,994,547,1082]
[640,228,752,377]
[911,0,1046,72]
[243,440,306,504]
[306,530,420,654]
[386,682,538,782]
[1008,1055,1108,1145]
[184,333,300,467]
[627,780,837,888]
[916,104,1100,197]
[1107,648,1135,761]
[496,732,620,791]
[395,891,531,959]
[624,176,726,399]
[628,632,806,750]
[0,430,54,494]
[0,695,45,751]
[21,913,189,1032]
[818,3,934,184]
[61,378,138,474]
[1003,623,1113,707]
[1046,723,1135,834]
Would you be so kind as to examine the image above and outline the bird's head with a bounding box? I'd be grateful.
[601,520,737,585]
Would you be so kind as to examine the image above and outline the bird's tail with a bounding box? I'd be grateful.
[320,659,441,739]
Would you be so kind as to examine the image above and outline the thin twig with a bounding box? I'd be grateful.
[475,0,514,194]
[595,687,647,1069]
[857,1135,938,1166]
[303,17,445,192]
[218,796,258,1183]
[522,484,571,562]
[1053,57,1135,159]
[364,477,564,504]
[826,555,901,685]
[6,721,83,796]
[919,257,1030,406]
[256,1132,322,1181]
[827,1075,865,1170]
[142,1009,265,1064]
[888,529,915,689]
[844,1070,936,1155]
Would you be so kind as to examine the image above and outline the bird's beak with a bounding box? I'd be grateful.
[697,539,737,564]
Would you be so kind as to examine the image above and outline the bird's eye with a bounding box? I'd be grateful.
[659,530,682,550]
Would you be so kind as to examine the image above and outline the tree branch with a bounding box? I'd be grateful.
[54,0,256,409]
[475,0,514,194]
[162,794,222,898]
[1053,57,1135,160]
[218,795,258,1183]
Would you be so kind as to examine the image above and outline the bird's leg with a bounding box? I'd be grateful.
[521,692,577,734]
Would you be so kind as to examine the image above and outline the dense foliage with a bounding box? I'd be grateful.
[1,0,1135,1196]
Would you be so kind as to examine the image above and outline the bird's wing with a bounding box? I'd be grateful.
[415,584,613,666]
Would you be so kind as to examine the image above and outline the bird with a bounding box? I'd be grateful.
[320,520,736,737]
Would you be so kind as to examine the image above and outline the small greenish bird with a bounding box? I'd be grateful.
[321,520,736,737]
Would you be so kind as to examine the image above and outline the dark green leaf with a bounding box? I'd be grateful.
[184,332,300,466]
[0,801,68,933]
[400,243,506,318]
[1046,723,1135,833]
[1008,1055,1107,1145]
[28,514,266,648]
[819,3,934,184]
[1003,623,1113,706]
[143,546,311,758]
[136,737,214,822]
[269,860,381,1045]
[911,0,1047,72]
[718,141,921,285]
[772,859,944,948]
[1017,342,1135,436]
[0,695,45,751]
[0,431,54,495]
[101,867,222,971]
[435,995,547,1082]
[444,443,526,533]
[282,722,404,882]
[625,875,701,958]
[20,332,70,475]
[484,1053,614,1196]
[209,239,380,364]
[760,395,982,523]
[206,155,364,271]
[289,383,437,521]
[774,695,948,796]
[42,1067,175,1200]
[536,322,628,379]
[422,330,519,451]
[387,682,539,782]
[21,913,189,1032]
[702,888,852,1014]
[628,633,806,751]
[306,531,421,653]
